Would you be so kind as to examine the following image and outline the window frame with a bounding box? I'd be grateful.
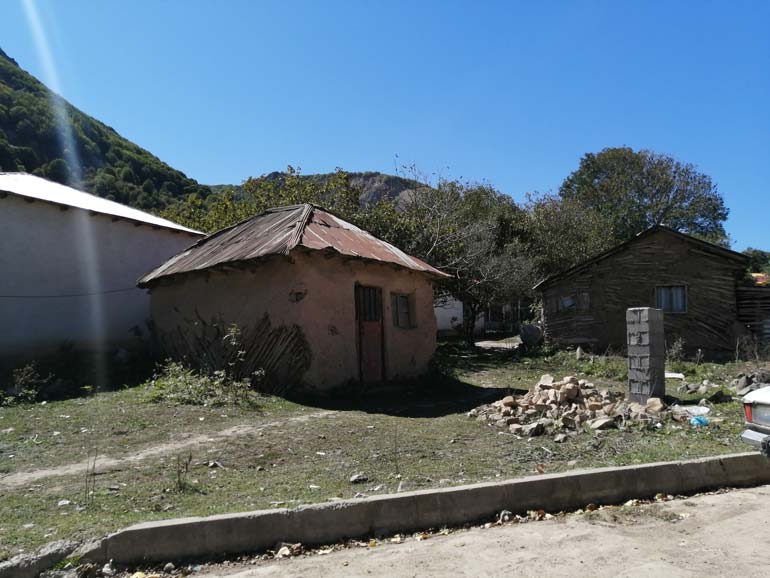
[654,285,688,314]
[391,292,417,329]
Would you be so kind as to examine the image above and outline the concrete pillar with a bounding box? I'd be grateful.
[626,307,665,403]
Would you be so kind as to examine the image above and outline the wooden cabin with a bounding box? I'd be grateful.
[534,225,750,357]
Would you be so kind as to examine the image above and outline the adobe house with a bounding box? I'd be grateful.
[138,204,448,390]
[534,225,751,357]
[0,172,202,360]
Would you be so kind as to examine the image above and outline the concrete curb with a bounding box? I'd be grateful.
[0,540,77,578]
[70,451,770,567]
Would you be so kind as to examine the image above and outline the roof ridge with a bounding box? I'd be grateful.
[533,224,747,290]
[286,204,314,253]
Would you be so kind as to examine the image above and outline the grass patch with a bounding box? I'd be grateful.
[0,343,761,560]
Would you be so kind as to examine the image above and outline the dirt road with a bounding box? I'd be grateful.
[200,485,770,578]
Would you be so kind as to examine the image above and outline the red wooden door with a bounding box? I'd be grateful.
[355,285,384,383]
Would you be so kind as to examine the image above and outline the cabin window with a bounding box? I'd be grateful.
[655,286,687,313]
[559,295,576,311]
[391,293,416,328]
[577,292,591,312]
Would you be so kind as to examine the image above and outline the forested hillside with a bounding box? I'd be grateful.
[0,47,208,209]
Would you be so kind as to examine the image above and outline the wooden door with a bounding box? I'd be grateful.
[355,285,384,383]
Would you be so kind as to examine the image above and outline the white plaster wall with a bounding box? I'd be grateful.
[0,195,200,357]
[434,298,464,332]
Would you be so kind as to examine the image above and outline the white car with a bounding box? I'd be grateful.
[741,386,770,456]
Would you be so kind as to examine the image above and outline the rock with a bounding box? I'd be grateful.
[576,346,584,360]
[754,369,770,383]
[696,385,709,395]
[397,480,417,492]
[524,422,545,437]
[708,390,732,404]
[645,397,665,414]
[564,384,579,400]
[736,375,751,390]
[349,473,368,484]
[498,510,513,523]
[553,433,568,443]
[57,499,71,507]
[538,374,554,387]
[163,563,176,574]
[509,423,524,435]
[586,402,603,412]
[563,376,579,385]
[101,561,116,577]
[130,573,147,578]
[590,417,616,430]
[76,563,99,578]
[501,396,516,407]
[628,402,646,416]
[275,546,292,559]
[737,386,754,397]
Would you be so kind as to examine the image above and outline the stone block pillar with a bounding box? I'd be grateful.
[626,307,665,403]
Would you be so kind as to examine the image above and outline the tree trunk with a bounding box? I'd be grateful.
[463,303,480,346]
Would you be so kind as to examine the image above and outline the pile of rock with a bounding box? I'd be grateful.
[730,369,770,397]
[676,380,720,396]
[468,374,667,439]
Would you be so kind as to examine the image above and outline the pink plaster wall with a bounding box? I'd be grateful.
[149,250,438,390]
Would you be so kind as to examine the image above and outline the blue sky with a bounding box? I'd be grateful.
[2,0,769,250]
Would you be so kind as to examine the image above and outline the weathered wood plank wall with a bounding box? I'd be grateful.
[540,229,747,356]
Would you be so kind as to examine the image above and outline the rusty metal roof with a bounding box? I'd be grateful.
[138,204,448,286]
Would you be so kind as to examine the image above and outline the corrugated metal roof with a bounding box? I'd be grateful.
[0,172,203,235]
[138,204,448,286]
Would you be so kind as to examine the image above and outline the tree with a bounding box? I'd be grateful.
[399,179,533,343]
[523,193,615,277]
[744,248,770,273]
[559,147,729,245]
[44,158,71,185]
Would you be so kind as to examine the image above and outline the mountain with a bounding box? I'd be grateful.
[209,170,427,206]
[0,47,208,210]
[0,47,421,212]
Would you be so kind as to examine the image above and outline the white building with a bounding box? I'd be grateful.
[0,173,203,359]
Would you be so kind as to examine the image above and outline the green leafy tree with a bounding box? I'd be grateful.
[0,47,209,209]
[398,178,533,342]
[523,193,615,277]
[559,147,729,245]
[744,248,770,274]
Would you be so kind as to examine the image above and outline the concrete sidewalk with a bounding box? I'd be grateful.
[200,485,770,578]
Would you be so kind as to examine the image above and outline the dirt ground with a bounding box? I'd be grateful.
[198,485,770,578]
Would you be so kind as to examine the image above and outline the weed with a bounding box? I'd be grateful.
[144,360,263,408]
[175,452,193,492]
[667,337,686,362]
[4,362,52,404]
[83,451,97,508]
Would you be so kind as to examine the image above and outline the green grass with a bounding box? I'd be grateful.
[0,344,759,560]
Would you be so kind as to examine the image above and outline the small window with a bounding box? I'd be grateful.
[391,293,415,328]
[559,295,576,311]
[656,286,687,313]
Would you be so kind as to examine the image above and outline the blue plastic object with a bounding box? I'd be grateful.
[690,415,709,427]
